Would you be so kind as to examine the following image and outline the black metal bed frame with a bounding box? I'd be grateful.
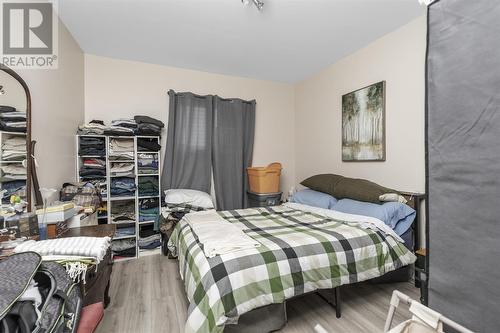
[315,191,428,318]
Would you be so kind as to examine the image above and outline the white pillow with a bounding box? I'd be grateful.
[164,189,214,209]
[379,193,408,204]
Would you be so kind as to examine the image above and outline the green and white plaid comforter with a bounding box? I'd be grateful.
[168,204,416,333]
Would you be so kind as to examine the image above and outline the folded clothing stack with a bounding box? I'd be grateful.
[110,177,136,197]
[114,226,135,238]
[134,116,164,136]
[110,200,135,223]
[0,105,26,133]
[111,238,136,258]
[138,234,160,249]
[1,164,27,180]
[105,119,137,136]
[110,162,134,177]
[109,138,134,160]
[79,158,106,179]
[77,120,108,135]
[138,153,158,174]
[139,198,159,222]
[138,176,159,197]
[79,137,106,156]
[2,180,26,203]
[137,138,161,152]
[2,136,26,161]
[139,224,160,250]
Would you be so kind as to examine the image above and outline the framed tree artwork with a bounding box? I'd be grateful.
[342,81,386,161]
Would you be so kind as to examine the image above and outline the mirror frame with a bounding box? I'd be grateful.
[0,65,33,211]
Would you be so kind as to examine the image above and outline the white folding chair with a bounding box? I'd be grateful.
[384,290,475,333]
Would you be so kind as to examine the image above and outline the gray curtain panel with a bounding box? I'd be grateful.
[212,96,256,210]
[162,90,213,193]
[427,1,500,332]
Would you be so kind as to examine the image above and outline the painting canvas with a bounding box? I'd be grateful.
[342,81,385,161]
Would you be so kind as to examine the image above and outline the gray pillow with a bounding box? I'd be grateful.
[301,173,396,204]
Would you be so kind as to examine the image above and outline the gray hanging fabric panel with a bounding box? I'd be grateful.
[427,1,500,332]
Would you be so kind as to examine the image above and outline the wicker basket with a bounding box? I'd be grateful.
[247,163,282,193]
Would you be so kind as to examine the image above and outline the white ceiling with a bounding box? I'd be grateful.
[59,0,424,83]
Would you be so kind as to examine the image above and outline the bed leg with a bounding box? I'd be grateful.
[334,287,341,318]
[317,287,342,318]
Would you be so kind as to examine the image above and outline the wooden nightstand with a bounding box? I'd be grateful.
[415,248,428,304]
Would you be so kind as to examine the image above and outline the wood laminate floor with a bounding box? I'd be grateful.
[96,254,419,333]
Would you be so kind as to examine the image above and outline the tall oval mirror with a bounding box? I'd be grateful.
[0,66,32,211]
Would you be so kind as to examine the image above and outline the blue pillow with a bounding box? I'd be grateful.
[289,189,338,209]
[332,198,416,236]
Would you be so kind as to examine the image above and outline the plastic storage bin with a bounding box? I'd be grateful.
[247,162,282,193]
[247,191,282,208]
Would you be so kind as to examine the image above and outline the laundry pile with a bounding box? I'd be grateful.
[137,138,161,152]
[137,153,158,174]
[79,158,106,179]
[77,117,164,136]
[138,225,160,250]
[105,119,137,136]
[110,200,135,223]
[110,177,136,197]
[79,137,105,156]
[134,116,164,136]
[2,136,26,161]
[138,198,159,222]
[110,162,134,177]
[111,238,136,259]
[77,120,107,135]
[138,176,159,197]
[109,138,134,160]
[0,105,27,133]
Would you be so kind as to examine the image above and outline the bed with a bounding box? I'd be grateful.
[168,201,417,333]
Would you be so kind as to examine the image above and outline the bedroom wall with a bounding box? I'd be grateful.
[295,16,426,193]
[17,20,85,190]
[84,54,296,194]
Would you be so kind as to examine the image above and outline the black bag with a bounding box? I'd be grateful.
[0,252,82,333]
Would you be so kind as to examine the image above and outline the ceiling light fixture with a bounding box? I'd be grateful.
[242,0,264,11]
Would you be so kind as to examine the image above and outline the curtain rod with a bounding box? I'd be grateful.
[168,89,256,104]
